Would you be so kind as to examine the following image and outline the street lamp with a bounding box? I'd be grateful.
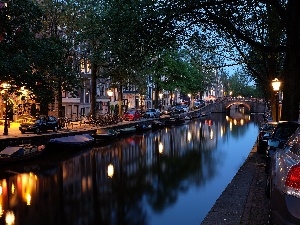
[107,89,113,114]
[271,78,281,122]
[1,83,10,135]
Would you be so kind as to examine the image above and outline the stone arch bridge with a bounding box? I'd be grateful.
[201,99,266,114]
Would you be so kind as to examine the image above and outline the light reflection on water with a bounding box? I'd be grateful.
[0,113,262,225]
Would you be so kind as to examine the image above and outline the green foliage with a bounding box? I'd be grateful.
[0,0,81,111]
[0,0,43,86]
[100,0,179,83]
[2,0,285,117]
[228,71,263,98]
[30,37,81,103]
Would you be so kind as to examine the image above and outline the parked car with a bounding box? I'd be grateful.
[265,121,300,172]
[171,105,184,114]
[123,110,141,121]
[256,121,278,154]
[143,108,160,118]
[136,109,146,118]
[161,107,172,115]
[266,126,300,224]
[19,115,59,134]
[182,105,189,112]
[194,100,205,109]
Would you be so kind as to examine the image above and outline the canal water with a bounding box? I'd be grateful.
[0,112,263,225]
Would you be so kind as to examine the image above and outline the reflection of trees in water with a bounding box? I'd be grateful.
[86,121,222,222]
[146,150,202,212]
[143,121,222,212]
[90,140,149,225]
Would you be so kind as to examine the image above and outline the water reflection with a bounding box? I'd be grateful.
[0,113,262,225]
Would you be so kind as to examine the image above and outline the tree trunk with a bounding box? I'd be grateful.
[118,84,123,116]
[266,4,281,121]
[90,63,97,118]
[154,81,159,109]
[57,84,63,118]
[281,0,300,121]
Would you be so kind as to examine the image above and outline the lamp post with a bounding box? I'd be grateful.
[1,83,10,135]
[271,78,281,122]
[107,89,113,114]
[3,94,8,135]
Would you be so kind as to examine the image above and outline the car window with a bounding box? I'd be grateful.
[290,135,300,155]
[262,123,277,131]
[35,119,42,124]
[273,124,299,140]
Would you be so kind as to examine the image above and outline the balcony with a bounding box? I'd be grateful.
[62,97,80,104]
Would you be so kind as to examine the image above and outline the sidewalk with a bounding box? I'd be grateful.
[0,122,23,138]
[0,122,95,140]
[0,118,142,140]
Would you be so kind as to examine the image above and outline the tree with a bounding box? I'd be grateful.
[142,0,299,120]
[0,0,81,116]
[0,0,43,87]
[30,37,80,115]
[227,69,263,98]
[98,0,181,114]
[37,0,81,117]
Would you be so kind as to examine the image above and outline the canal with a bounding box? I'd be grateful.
[0,112,263,225]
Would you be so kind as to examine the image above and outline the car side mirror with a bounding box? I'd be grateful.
[268,138,280,148]
[263,132,272,138]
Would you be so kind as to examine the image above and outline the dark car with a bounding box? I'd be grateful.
[161,107,172,115]
[266,126,300,224]
[19,115,59,134]
[170,105,184,115]
[256,121,278,154]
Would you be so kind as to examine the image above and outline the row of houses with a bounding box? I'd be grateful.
[0,69,224,122]
[47,64,225,121]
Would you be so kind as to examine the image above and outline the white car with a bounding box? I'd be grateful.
[144,108,160,118]
[182,105,189,112]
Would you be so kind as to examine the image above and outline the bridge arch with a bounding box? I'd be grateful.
[204,100,266,113]
[225,102,251,111]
